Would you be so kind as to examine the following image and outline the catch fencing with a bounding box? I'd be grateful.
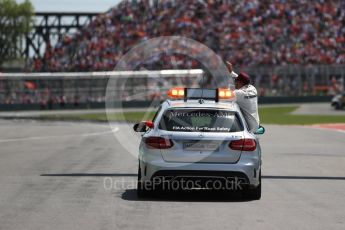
[0,65,344,109]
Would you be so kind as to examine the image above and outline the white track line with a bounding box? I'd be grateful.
[0,127,119,143]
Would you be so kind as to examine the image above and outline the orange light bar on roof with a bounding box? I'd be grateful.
[167,87,185,99]
[218,88,234,99]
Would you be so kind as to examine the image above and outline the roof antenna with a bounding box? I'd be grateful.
[201,70,206,99]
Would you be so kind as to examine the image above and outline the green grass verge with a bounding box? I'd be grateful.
[259,106,345,125]
[40,106,345,125]
[40,111,156,122]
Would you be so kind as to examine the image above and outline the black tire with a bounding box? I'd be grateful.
[243,172,261,200]
[137,164,150,198]
[334,103,341,110]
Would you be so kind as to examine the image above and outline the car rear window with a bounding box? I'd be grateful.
[158,109,243,132]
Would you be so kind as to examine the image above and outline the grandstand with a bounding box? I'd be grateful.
[1,0,344,109]
[30,0,345,72]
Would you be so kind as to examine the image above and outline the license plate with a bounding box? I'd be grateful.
[183,141,220,151]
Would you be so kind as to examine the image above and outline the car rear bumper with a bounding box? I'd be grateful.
[140,156,261,187]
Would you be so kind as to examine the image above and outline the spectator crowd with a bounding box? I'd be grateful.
[31,0,345,72]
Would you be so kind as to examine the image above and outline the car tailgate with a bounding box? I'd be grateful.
[159,131,244,163]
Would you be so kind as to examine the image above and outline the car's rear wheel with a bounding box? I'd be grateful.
[242,171,261,200]
[333,103,341,110]
[137,164,150,198]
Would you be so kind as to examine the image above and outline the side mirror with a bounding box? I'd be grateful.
[133,121,154,132]
[254,125,265,135]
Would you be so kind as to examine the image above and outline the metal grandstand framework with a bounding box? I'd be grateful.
[24,12,99,59]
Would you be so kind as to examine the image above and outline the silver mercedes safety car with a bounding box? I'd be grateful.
[331,92,345,110]
[133,88,265,200]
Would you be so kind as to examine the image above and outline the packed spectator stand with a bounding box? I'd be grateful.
[31,0,344,72]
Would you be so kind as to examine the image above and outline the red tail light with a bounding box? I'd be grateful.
[144,137,174,149]
[229,139,256,151]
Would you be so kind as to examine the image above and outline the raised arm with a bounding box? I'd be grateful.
[226,61,238,78]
